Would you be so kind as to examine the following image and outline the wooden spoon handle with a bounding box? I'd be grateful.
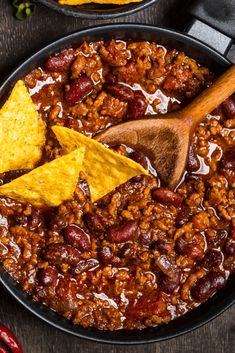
[182,64,235,126]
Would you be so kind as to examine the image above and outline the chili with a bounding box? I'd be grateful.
[0,40,234,331]
[0,347,8,353]
[0,324,23,353]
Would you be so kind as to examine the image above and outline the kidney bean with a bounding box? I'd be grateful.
[38,266,58,286]
[151,187,182,207]
[43,243,81,266]
[127,92,147,119]
[175,234,205,260]
[203,249,223,269]
[71,259,99,275]
[224,238,235,256]
[13,214,28,226]
[119,243,136,259]
[65,74,93,104]
[64,224,91,251]
[30,209,44,228]
[151,239,171,254]
[175,237,189,255]
[186,144,200,172]
[218,147,235,171]
[106,84,134,101]
[83,210,111,233]
[159,271,180,294]
[191,271,226,301]
[106,220,138,243]
[175,207,193,228]
[212,105,223,116]
[98,246,113,264]
[44,49,75,72]
[207,229,228,247]
[130,175,144,183]
[222,96,235,120]
[129,151,148,169]
[0,324,23,353]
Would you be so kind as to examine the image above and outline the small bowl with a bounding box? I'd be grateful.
[36,0,158,19]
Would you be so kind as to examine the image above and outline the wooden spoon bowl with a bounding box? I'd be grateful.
[96,65,235,187]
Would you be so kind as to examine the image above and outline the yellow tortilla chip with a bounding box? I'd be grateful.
[59,0,141,5]
[0,80,45,173]
[0,148,85,207]
[52,126,148,202]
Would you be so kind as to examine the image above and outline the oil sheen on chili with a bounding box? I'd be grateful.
[0,40,234,330]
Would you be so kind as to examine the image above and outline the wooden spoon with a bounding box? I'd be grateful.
[95,65,235,188]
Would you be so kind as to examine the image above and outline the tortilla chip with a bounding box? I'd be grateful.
[52,126,148,202]
[59,0,141,5]
[0,80,45,173]
[0,148,85,207]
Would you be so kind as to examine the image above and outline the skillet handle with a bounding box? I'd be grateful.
[185,0,234,55]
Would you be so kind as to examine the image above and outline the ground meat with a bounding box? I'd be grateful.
[0,40,234,331]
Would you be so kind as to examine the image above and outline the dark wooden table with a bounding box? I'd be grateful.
[0,0,234,352]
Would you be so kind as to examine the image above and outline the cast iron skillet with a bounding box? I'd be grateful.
[0,1,235,345]
[36,0,158,19]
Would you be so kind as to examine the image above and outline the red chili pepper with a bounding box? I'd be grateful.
[0,324,23,353]
[0,346,8,353]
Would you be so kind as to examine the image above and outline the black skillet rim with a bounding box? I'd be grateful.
[0,24,234,345]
